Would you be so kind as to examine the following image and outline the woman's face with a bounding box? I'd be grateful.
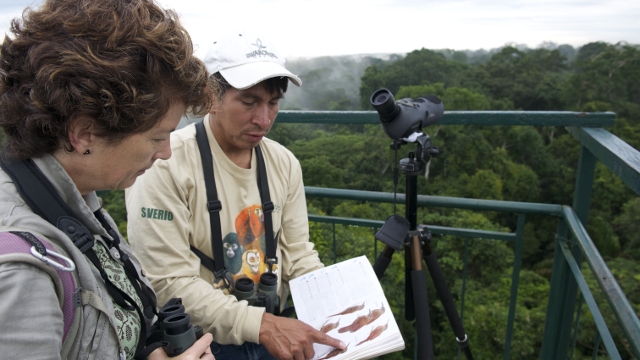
[87,103,185,193]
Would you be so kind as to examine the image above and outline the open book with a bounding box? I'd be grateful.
[290,255,405,360]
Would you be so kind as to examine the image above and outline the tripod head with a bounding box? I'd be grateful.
[394,133,440,175]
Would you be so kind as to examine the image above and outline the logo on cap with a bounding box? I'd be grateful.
[246,38,278,60]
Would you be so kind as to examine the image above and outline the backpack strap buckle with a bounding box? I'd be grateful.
[58,217,94,253]
[208,200,222,213]
[266,257,278,273]
[214,268,233,290]
[262,201,274,213]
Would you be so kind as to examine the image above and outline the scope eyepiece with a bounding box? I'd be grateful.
[370,89,400,124]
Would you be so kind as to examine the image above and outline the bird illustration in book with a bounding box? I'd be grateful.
[328,302,365,317]
[318,343,349,360]
[338,310,372,333]
[366,303,386,325]
[319,319,340,334]
[356,321,389,346]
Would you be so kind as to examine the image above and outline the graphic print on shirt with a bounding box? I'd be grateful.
[226,204,278,286]
[236,204,264,250]
[222,232,244,274]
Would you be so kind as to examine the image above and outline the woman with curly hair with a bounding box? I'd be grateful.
[0,0,216,359]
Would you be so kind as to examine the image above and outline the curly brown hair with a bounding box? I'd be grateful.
[0,0,214,159]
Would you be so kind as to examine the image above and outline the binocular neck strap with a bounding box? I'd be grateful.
[193,121,277,279]
[255,145,277,269]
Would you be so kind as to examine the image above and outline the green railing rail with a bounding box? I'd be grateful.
[277,110,640,359]
[277,110,616,127]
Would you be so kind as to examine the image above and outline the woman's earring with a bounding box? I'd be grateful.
[83,149,91,155]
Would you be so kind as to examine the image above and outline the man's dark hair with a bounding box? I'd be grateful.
[0,0,214,159]
[211,72,289,100]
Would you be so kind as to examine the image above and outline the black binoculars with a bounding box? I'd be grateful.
[158,299,204,357]
[234,273,280,315]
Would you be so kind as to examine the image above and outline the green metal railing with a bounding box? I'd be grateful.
[276,110,640,359]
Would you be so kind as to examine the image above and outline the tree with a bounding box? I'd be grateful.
[287,129,394,194]
[359,48,473,109]
[565,43,640,124]
[613,198,640,260]
[99,190,128,240]
[476,47,569,110]
[557,44,578,64]
[359,65,386,110]
[434,269,549,359]
[574,42,609,63]
[451,51,468,64]
[577,257,640,359]
[396,84,491,111]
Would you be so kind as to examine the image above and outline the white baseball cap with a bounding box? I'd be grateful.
[202,30,302,90]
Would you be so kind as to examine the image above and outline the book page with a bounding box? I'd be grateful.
[290,255,404,360]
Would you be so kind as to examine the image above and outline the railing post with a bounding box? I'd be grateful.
[541,144,596,359]
[573,145,597,224]
[541,221,575,358]
[503,214,525,360]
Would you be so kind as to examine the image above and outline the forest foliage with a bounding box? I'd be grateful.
[274,41,640,359]
[99,41,640,359]
[3,41,638,359]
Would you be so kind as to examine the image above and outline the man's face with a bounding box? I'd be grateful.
[210,82,282,156]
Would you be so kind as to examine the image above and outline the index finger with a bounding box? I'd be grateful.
[312,330,346,350]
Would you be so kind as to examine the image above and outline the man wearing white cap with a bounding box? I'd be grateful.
[125,30,345,360]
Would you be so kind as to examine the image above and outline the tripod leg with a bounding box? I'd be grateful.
[423,242,474,360]
[373,246,395,280]
[404,244,415,321]
[410,235,434,360]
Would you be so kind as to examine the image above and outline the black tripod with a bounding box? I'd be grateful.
[372,135,473,360]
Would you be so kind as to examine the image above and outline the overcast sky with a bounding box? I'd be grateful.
[2,0,639,60]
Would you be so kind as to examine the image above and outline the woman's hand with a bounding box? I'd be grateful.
[148,332,215,360]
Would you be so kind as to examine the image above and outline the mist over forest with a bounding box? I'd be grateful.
[281,41,584,111]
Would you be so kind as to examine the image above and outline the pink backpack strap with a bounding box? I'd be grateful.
[0,231,77,342]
